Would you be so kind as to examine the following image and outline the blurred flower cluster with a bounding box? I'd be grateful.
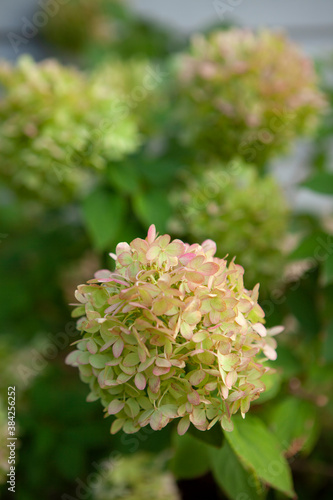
[0,56,140,205]
[41,0,119,53]
[169,159,289,290]
[175,29,325,165]
[66,225,282,435]
[91,452,180,500]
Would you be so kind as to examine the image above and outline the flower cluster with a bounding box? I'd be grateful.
[0,56,139,205]
[175,29,325,166]
[41,0,118,53]
[67,226,282,435]
[169,160,289,291]
[91,452,180,500]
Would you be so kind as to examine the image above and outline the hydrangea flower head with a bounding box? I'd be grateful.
[0,56,139,205]
[176,29,325,165]
[66,225,282,434]
[169,160,289,291]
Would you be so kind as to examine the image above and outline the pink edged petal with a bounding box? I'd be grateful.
[183,310,202,325]
[150,409,164,431]
[112,338,124,358]
[267,326,284,336]
[110,418,125,434]
[185,271,204,284]
[200,262,220,276]
[179,253,196,265]
[188,255,205,270]
[134,372,146,390]
[166,240,185,257]
[253,322,267,337]
[190,408,207,427]
[153,366,170,376]
[146,245,161,261]
[108,399,125,415]
[147,224,156,244]
[117,252,133,266]
[225,370,238,389]
[177,416,190,436]
[201,239,217,257]
[109,252,117,260]
[263,344,277,360]
[149,375,160,393]
[157,234,171,249]
[94,269,112,280]
[187,390,200,405]
[116,242,130,254]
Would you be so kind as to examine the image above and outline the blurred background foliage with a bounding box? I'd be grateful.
[0,0,332,499]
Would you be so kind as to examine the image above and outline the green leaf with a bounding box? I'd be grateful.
[133,189,172,233]
[107,161,141,194]
[268,397,319,456]
[170,431,212,479]
[82,189,126,251]
[211,441,264,500]
[302,172,333,195]
[289,231,327,261]
[224,415,295,498]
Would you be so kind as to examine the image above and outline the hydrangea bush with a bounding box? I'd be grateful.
[91,452,180,500]
[66,225,282,435]
[0,56,139,204]
[175,29,325,166]
[169,160,289,290]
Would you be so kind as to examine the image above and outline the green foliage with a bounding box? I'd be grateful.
[211,440,263,500]
[82,188,127,251]
[225,415,295,497]
[170,432,212,479]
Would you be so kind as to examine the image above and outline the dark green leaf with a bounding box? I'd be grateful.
[82,189,126,251]
[211,441,264,500]
[170,431,212,479]
[268,397,319,456]
[302,172,333,195]
[133,189,172,233]
[224,415,295,498]
[289,231,328,261]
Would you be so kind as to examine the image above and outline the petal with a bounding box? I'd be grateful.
[147,224,156,244]
[134,372,146,390]
[253,322,267,337]
[166,240,185,257]
[146,245,161,260]
[177,416,190,436]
